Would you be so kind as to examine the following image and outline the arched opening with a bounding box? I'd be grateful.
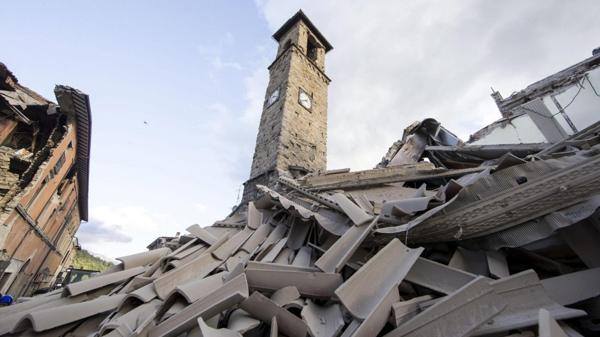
[307,36,318,62]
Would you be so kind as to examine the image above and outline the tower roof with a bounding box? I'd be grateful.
[272,10,333,52]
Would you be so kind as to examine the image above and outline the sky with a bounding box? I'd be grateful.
[3,1,600,260]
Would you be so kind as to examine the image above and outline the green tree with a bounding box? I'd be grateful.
[71,249,113,271]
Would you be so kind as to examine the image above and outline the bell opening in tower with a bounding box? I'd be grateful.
[307,35,318,62]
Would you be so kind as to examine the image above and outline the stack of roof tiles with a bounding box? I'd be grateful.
[2,119,600,337]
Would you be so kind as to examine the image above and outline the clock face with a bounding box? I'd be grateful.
[299,90,312,110]
[267,88,280,106]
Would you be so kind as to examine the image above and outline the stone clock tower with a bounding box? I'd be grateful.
[242,10,333,202]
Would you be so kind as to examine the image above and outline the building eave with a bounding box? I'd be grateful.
[54,85,91,222]
[272,9,333,52]
[498,52,600,111]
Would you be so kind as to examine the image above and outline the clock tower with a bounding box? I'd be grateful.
[242,10,332,202]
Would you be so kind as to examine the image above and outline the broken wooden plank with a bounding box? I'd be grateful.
[302,165,485,191]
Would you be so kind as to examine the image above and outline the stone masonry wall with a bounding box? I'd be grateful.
[248,51,292,179]
[277,46,328,174]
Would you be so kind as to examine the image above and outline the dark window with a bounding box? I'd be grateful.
[53,153,66,176]
[0,272,12,290]
[26,175,49,208]
[307,36,318,62]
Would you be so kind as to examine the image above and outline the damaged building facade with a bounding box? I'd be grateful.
[480,50,600,145]
[0,64,91,297]
[3,11,600,337]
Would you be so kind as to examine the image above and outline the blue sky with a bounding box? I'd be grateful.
[4,1,600,259]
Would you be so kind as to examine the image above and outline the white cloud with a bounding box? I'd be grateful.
[195,61,269,180]
[77,219,131,244]
[256,1,600,170]
[212,56,243,71]
[87,250,119,265]
[197,33,244,73]
[224,32,235,46]
[193,202,208,213]
[242,66,269,126]
[78,206,171,259]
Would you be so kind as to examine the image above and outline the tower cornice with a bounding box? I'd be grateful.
[267,44,332,84]
[272,10,333,52]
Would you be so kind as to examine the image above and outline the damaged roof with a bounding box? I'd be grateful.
[498,52,600,112]
[54,86,92,221]
[0,64,91,221]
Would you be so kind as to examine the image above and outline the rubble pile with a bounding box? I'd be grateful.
[2,119,600,337]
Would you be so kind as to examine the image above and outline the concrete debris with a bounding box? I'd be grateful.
[4,10,600,337]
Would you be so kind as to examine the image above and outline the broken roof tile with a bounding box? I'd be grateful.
[335,239,423,320]
[240,291,308,337]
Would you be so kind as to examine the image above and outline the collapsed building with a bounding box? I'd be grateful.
[0,64,91,297]
[2,10,600,337]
